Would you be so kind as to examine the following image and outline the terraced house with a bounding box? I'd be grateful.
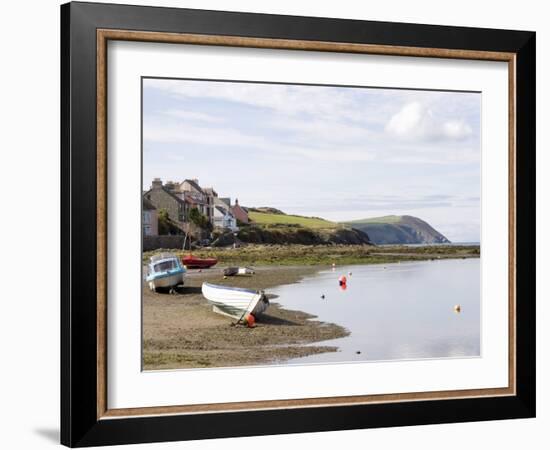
[143,178,189,232]
[144,178,243,234]
[142,198,158,236]
[163,178,217,224]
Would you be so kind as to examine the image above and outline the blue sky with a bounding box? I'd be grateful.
[143,78,481,242]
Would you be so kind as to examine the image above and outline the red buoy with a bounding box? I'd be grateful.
[338,275,347,286]
[246,313,256,328]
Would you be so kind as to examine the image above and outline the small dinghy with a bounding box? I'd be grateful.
[181,255,218,269]
[223,267,255,277]
[201,282,269,321]
[146,253,186,292]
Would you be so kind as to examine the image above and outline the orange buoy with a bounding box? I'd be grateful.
[340,283,348,291]
[246,313,256,328]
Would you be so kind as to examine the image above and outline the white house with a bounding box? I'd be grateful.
[142,197,158,236]
[213,206,238,231]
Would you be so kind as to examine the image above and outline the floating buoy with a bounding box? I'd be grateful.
[338,275,347,286]
[356,351,361,355]
[454,304,462,313]
[245,313,256,328]
[340,284,347,291]
[348,272,352,277]
[321,294,325,299]
[223,275,227,279]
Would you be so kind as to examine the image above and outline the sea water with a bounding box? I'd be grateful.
[270,258,480,364]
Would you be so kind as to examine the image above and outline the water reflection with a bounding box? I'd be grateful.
[270,258,480,365]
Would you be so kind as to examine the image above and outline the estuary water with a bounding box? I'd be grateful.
[270,258,480,365]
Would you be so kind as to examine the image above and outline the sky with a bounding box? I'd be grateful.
[143,78,481,242]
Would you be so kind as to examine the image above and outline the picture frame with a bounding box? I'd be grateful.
[60,1,535,447]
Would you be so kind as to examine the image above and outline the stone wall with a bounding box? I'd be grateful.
[143,235,186,251]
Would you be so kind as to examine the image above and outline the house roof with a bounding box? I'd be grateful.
[215,206,234,217]
[143,197,156,211]
[203,187,217,196]
[217,197,231,208]
[144,187,188,206]
[183,179,205,194]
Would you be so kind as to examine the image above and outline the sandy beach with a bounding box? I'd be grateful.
[143,265,349,370]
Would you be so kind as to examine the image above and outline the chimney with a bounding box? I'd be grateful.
[152,178,162,189]
[235,198,239,205]
[164,181,176,192]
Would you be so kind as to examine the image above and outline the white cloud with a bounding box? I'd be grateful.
[162,109,225,123]
[442,120,473,139]
[385,101,473,142]
[144,78,383,125]
[144,120,376,163]
[143,122,266,147]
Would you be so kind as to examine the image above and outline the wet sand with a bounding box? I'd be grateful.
[143,266,349,370]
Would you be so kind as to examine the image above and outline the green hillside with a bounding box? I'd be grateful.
[248,211,339,229]
[343,215,450,245]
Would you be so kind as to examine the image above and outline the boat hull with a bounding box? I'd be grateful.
[182,257,218,269]
[147,271,185,291]
[223,267,255,276]
[201,282,269,320]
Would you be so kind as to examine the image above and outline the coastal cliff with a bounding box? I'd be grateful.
[343,215,450,245]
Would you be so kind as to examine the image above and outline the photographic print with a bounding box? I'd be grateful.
[141,78,481,371]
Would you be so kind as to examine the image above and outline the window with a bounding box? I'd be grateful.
[154,260,178,272]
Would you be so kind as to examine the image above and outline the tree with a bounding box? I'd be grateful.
[188,207,212,231]
[157,208,170,235]
[157,208,182,235]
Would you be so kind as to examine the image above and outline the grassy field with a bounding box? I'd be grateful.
[143,244,479,267]
[248,211,339,229]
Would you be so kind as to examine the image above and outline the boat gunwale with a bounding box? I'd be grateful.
[146,268,186,282]
[202,282,260,295]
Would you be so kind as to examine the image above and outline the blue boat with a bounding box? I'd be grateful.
[146,253,186,292]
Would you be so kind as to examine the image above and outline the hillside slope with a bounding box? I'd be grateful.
[213,208,373,246]
[248,210,337,229]
[343,215,450,245]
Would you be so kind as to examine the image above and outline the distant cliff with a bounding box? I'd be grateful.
[343,215,450,245]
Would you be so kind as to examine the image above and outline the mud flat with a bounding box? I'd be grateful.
[143,265,349,370]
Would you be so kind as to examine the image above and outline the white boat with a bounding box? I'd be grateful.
[146,253,186,292]
[201,282,269,321]
[223,267,255,277]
